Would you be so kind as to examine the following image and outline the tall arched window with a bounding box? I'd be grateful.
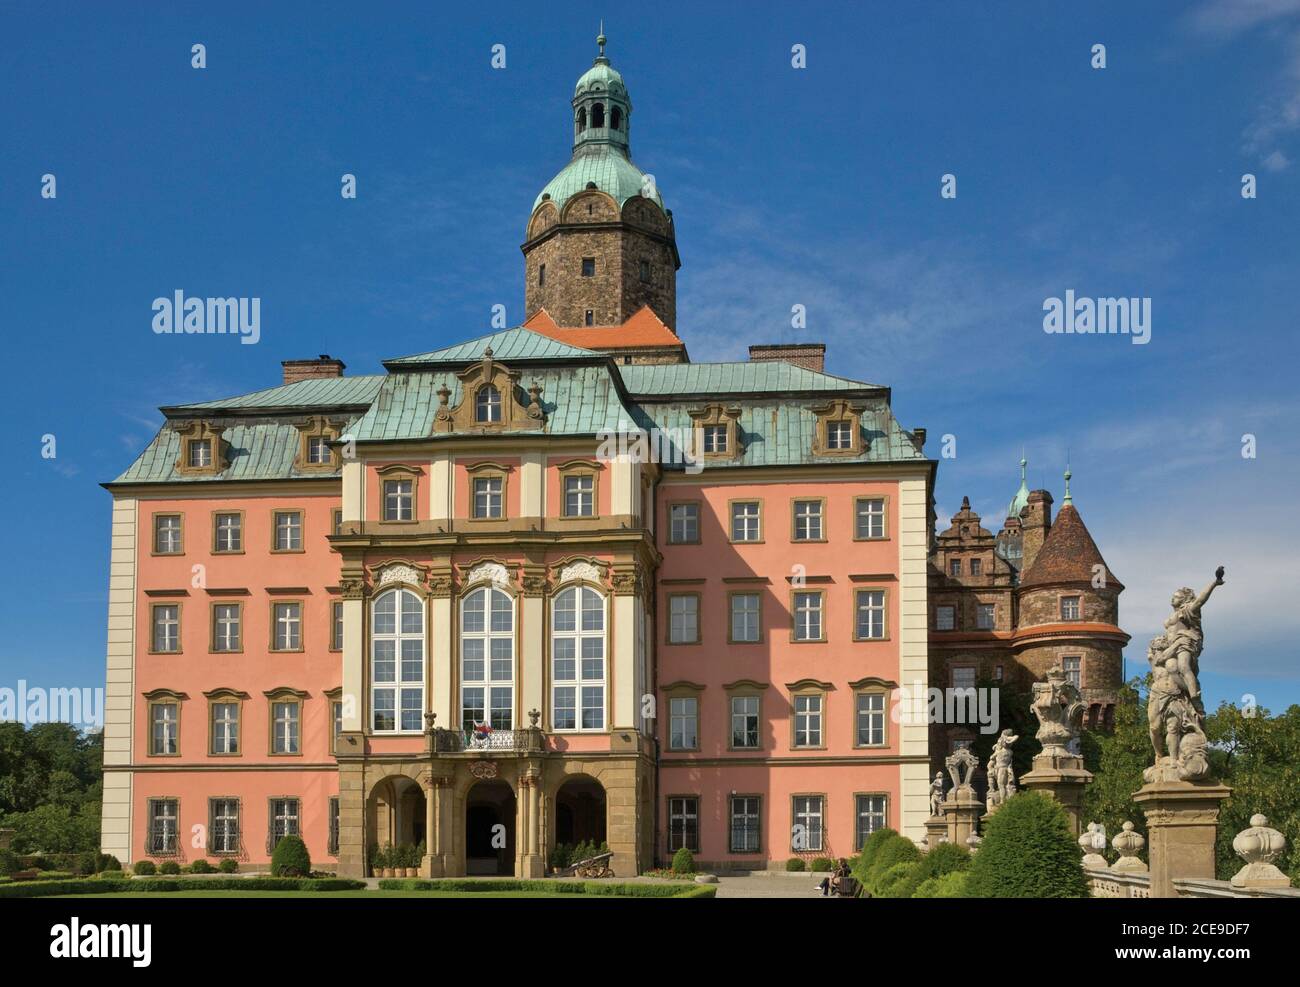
[610,106,622,130]
[371,589,424,732]
[475,384,501,423]
[461,587,514,730]
[551,586,606,730]
[576,107,587,131]
[591,102,605,128]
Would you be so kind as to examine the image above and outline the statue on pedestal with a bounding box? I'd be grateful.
[986,729,1019,808]
[1144,567,1224,783]
[929,771,946,818]
[1030,664,1085,758]
[945,746,980,798]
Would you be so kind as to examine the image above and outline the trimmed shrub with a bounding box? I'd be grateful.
[964,791,1088,898]
[853,826,899,878]
[671,847,696,874]
[271,835,312,877]
[132,860,156,876]
[810,857,834,872]
[218,858,239,874]
[188,859,215,874]
[375,878,706,898]
[875,860,920,898]
[914,870,970,898]
[74,850,98,876]
[158,860,181,875]
[0,849,19,876]
[884,842,971,899]
[858,832,921,895]
[96,853,121,874]
[784,858,806,872]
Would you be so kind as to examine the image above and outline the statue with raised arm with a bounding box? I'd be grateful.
[986,729,1019,808]
[1144,567,1224,783]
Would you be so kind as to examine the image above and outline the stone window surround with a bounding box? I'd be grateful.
[724,679,768,752]
[726,590,764,644]
[270,508,305,554]
[665,498,702,545]
[376,463,422,524]
[666,794,701,854]
[665,591,701,645]
[787,678,833,751]
[852,586,890,642]
[728,793,764,855]
[369,585,428,736]
[789,588,827,643]
[151,511,184,556]
[209,600,243,654]
[210,508,245,554]
[325,687,344,754]
[264,687,308,757]
[790,792,828,852]
[849,677,894,749]
[207,796,242,856]
[556,459,603,519]
[688,404,743,461]
[853,792,890,851]
[171,420,227,476]
[727,497,763,543]
[549,582,610,734]
[203,687,249,757]
[146,796,181,856]
[144,689,187,758]
[853,494,890,541]
[790,497,827,543]
[149,600,183,655]
[465,461,512,521]
[293,416,345,473]
[810,398,866,457]
[268,599,305,653]
[662,681,704,752]
[329,599,344,653]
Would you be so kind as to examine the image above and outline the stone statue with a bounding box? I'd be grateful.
[1144,567,1224,783]
[1030,664,1085,757]
[929,771,946,817]
[986,729,1018,808]
[945,746,979,795]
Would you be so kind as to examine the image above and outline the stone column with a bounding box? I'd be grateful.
[516,772,545,878]
[924,814,949,850]
[1020,749,1093,838]
[1133,778,1232,898]
[422,778,443,877]
[941,792,983,848]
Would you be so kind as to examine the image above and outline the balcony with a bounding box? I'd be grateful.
[429,725,545,755]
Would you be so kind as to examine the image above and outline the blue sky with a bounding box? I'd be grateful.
[1,1,1297,715]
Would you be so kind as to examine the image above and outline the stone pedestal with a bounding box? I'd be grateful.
[1133,778,1232,898]
[941,791,983,848]
[924,814,948,850]
[1020,750,1093,838]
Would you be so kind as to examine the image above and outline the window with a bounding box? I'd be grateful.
[792,795,824,851]
[552,586,606,731]
[268,798,299,853]
[667,594,699,644]
[702,424,728,454]
[472,476,503,519]
[994,664,1004,680]
[211,701,239,755]
[372,589,425,732]
[213,512,242,552]
[210,798,239,855]
[976,603,995,631]
[792,591,823,642]
[1060,596,1081,620]
[154,514,182,554]
[461,587,514,730]
[148,798,179,855]
[668,697,697,750]
[951,666,976,691]
[538,263,546,287]
[855,589,886,640]
[152,604,180,653]
[271,602,302,651]
[730,593,761,643]
[668,502,699,544]
[307,435,331,465]
[475,384,502,423]
[331,601,344,651]
[730,696,759,749]
[581,257,595,277]
[668,797,699,852]
[935,605,956,631]
[855,497,885,539]
[856,692,885,746]
[188,438,213,468]
[585,309,594,326]
[1063,655,1082,687]
[793,500,823,541]
[332,509,344,535]
[273,510,302,552]
[793,694,823,747]
[332,700,344,753]
[271,700,300,755]
[212,603,241,653]
[639,259,650,282]
[826,420,853,450]
[855,795,887,850]
[730,501,761,542]
[383,479,413,521]
[730,796,761,853]
[950,559,961,577]
[150,702,179,755]
[328,797,340,856]
[563,473,594,517]
[970,558,982,576]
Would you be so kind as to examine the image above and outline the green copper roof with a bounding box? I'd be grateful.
[619,361,881,397]
[167,374,384,412]
[575,58,625,97]
[534,145,662,213]
[1008,455,1030,519]
[386,327,596,366]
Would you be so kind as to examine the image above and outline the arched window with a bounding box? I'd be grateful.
[576,107,587,131]
[551,586,605,730]
[461,587,514,730]
[475,384,501,423]
[610,106,622,130]
[371,589,424,732]
[591,102,605,128]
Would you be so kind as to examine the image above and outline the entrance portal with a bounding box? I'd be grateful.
[464,779,516,876]
[555,775,607,848]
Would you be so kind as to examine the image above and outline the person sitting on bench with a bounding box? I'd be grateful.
[816,858,852,896]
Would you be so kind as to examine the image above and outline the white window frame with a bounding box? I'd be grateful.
[211,798,240,854]
[272,602,301,651]
[472,476,503,519]
[151,702,178,755]
[730,501,761,542]
[271,701,300,754]
[460,586,514,731]
[214,512,241,552]
[475,384,502,423]
[149,798,179,854]
[152,604,180,653]
[273,511,302,551]
[730,592,760,643]
[383,479,413,521]
[668,502,699,544]
[551,585,607,732]
[855,497,885,539]
[212,701,239,754]
[792,795,824,851]
[213,603,241,652]
[855,794,887,850]
[668,796,699,852]
[935,604,956,631]
[370,588,425,733]
[855,589,885,639]
[154,514,182,554]
[563,474,594,517]
[1061,595,1082,620]
[668,696,697,750]
[856,692,885,746]
[793,500,823,541]
[730,695,760,749]
[730,795,761,853]
[793,591,823,641]
[668,594,699,644]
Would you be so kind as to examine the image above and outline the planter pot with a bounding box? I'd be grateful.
[404,867,417,877]
[381,868,394,878]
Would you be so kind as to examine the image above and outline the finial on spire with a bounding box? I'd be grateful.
[597,21,607,59]
[1063,463,1073,505]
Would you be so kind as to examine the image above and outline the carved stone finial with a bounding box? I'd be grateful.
[944,746,979,795]
[1079,822,1108,869]
[528,708,541,728]
[965,831,982,851]
[1111,821,1147,873]
[1030,664,1085,757]
[424,712,436,734]
[1231,814,1291,888]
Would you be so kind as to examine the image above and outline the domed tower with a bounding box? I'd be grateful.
[522,30,681,332]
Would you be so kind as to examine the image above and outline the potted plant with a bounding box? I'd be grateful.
[413,840,427,877]
[402,844,418,877]
[379,844,394,878]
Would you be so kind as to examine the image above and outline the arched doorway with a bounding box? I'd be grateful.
[464,779,515,876]
[555,775,607,848]
[368,776,427,850]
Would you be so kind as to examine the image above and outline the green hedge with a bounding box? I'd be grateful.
[964,791,1088,898]
[0,876,365,898]
[913,871,970,898]
[376,878,709,898]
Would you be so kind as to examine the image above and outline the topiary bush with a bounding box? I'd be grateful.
[218,858,239,874]
[158,860,181,875]
[852,826,899,880]
[810,856,834,872]
[96,853,121,874]
[875,860,919,898]
[0,849,19,876]
[670,847,696,874]
[859,832,921,895]
[884,842,971,899]
[188,859,215,874]
[132,860,156,876]
[964,791,1088,898]
[785,857,806,872]
[914,870,970,898]
[271,835,312,877]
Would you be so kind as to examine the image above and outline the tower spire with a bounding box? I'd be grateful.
[597,21,607,61]
[1063,463,1073,506]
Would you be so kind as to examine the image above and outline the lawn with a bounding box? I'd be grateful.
[56,889,595,898]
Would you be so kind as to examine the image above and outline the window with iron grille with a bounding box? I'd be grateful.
[668,796,698,852]
[730,795,761,853]
[792,795,824,851]
[148,798,178,854]
[855,795,887,850]
[209,798,240,854]
[267,798,300,853]
[328,797,340,856]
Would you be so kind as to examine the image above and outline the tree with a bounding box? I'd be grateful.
[1082,677,1150,861]
[0,723,104,854]
[965,791,1088,898]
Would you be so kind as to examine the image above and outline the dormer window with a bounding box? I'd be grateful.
[292,415,343,472]
[172,420,226,476]
[476,384,502,423]
[689,404,743,462]
[307,436,331,465]
[826,420,853,450]
[702,425,728,454]
[188,438,212,468]
[812,399,866,456]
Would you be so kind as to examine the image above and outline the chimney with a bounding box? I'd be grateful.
[1020,489,1054,572]
[282,354,345,386]
[748,342,826,373]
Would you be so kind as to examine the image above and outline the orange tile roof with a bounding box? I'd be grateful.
[523,306,686,351]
